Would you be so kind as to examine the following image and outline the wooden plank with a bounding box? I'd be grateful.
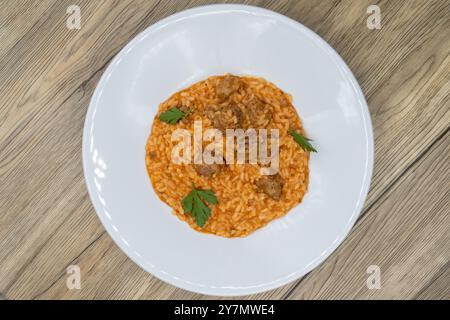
[0,0,57,59]
[414,263,450,300]
[161,0,450,300]
[286,132,449,299]
[0,0,448,299]
[0,0,164,293]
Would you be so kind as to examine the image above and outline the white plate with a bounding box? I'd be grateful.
[83,4,373,296]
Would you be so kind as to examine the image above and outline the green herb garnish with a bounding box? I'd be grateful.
[159,107,190,124]
[290,130,317,152]
[181,187,218,227]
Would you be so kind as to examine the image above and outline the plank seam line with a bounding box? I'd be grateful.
[412,260,450,299]
[5,1,167,299]
[30,231,106,300]
[358,125,449,222]
[284,125,449,299]
[52,0,164,114]
[2,204,76,295]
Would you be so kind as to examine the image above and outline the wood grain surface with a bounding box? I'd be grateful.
[0,0,449,300]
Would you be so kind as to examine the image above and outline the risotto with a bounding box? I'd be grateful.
[145,75,312,237]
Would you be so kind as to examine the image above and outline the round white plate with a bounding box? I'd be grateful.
[83,4,373,296]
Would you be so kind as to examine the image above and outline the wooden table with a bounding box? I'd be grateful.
[0,0,448,300]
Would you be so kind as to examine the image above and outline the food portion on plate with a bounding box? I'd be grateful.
[145,75,316,237]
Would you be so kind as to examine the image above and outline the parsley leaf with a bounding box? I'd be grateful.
[159,107,190,124]
[181,187,218,227]
[290,130,317,152]
[193,197,211,228]
[196,190,218,205]
[181,191,194,214]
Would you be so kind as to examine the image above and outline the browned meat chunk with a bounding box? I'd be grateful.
[216,75,243,101]
[255,174,284,200]
[178,104,190,113]
[194,163,221,177]
[242,97,272,128]
[205,104,243,131]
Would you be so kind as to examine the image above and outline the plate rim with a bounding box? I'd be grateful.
[82,4,374,296]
